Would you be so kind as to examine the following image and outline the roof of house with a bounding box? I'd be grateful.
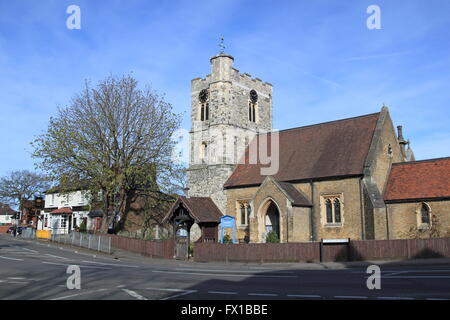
[224,112,380,188]
[384,157,450,202]
[163,196,223,224]
[50,207,73,215]
[0,204,16,216]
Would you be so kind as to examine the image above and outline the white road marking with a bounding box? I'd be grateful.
[334,295,368,299]
[0,256,23,261]
[176,268,293,274]
[248,293,278,297]
[18,247,39,253]
[143,287,198,300]
[51,288,107,300]
[122,289,148,300]
[377,296,414,300]
[81,260,139,268]
[41,261,112,270]
[7,277,26,280]
[287,294,321,298]
[160,290,197,300]
[208,291,238,295]
[45,254,71,260]
[151,270,297,278]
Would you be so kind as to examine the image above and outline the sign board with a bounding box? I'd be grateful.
[322,238,350,244]
[219,215,237,244]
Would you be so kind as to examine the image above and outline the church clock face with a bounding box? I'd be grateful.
[250,89,258,103]
[199,89,209,103]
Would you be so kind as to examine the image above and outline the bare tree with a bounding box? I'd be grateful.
[32,75,183,232]
[0,170,50,210]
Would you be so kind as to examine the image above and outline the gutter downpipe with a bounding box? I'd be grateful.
[359,177,366,240]
[309,179,315,242]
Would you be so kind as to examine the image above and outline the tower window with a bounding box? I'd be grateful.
[200,143,208,162]
[248,101,257,122]
[200,103,209,121]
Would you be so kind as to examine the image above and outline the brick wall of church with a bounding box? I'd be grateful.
[387,201,450,239]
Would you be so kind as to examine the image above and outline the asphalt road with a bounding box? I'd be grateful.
[0,235,449,300]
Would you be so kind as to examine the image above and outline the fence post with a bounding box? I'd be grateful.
[108,237,111,254]
[80,233,83,247]
[98,235,101,252]
[88,235,91,249]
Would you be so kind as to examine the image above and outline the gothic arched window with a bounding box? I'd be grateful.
[200,103,209,121]
[240,204,246,226]
[334,199,341,223]
[326,199,333,223]
[420,203,430,224]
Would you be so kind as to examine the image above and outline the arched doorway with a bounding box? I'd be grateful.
[265,201,280,240]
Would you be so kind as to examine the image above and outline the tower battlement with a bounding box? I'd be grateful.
[187,54,273,213]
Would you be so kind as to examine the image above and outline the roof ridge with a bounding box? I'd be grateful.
[272,112,380,134]
[392,157,450,166]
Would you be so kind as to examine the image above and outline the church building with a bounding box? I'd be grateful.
[164,52,450,243]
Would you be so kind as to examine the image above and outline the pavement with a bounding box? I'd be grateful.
[0,234,449,300]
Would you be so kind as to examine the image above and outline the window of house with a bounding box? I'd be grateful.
[60,215,67,229]
[238,202,251,226]
[322,195,343,226]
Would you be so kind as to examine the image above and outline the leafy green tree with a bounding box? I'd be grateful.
[32,75,183,233]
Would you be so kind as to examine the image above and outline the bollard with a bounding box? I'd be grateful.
[98,235,101,252]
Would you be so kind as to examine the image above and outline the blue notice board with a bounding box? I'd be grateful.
[219,215,237,244]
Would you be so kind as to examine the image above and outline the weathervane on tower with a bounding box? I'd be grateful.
[219,35,225,54]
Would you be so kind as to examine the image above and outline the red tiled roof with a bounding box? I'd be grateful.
[224,113,380,188]
[384,158,450,202]
[50,207,73,214]
[164,196,223,223]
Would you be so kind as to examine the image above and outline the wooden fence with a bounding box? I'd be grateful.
[194,238,450,263]
[108,235,174,259]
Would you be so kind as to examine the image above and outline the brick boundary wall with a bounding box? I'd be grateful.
[194,238,450,263]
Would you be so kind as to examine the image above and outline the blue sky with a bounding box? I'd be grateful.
[0,0,449,176]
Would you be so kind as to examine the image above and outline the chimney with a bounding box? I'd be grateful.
[397,125,407,159]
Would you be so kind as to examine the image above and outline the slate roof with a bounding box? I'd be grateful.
[277,181,312,207]
[384,157,450,202]
[224,112,380,188]
[164,196,223,224]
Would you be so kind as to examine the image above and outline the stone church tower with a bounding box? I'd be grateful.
[187,53,273,213]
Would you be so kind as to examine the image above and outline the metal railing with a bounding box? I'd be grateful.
[51,231,112,254]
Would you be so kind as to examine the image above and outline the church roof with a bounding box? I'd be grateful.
[224,112,380,188]
[163,196,223,224]
[277,181,312,207]
[384,157,450,202]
